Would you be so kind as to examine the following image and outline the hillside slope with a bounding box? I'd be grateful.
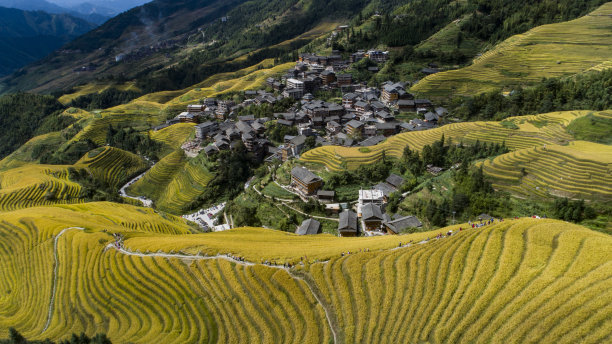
[301,110,598,171]
[1,0,366,94]
[0,6,95,76]
[479,140,612,202]
[0,212,609,343]
[412,2,612,97]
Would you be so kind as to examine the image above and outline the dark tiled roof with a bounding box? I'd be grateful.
[359,135,386,147]
[362,203,383,221]
[386,174,405,188]
[291,166,321,184]
[346,120,364,129]
[338,210,358,232]
[385,216,422,233]
[374,183,396,198]
[296,219,321,235]
[317,190,335,198]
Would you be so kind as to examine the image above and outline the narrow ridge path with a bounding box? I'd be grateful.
[43,227,84,333]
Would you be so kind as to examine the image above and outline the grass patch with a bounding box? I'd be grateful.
[262,183,297,199]
[566,112,612,144]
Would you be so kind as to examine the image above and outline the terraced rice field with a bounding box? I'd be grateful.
[0,147,151,211]
[479,141,612,201]
[150,123,195,151]
[58,83,141,105]
[76,147,149,187]
[0,164,83,211]
[127,150,214,214]
[412,2,612,97]
[72,101,168,145]
[305,218,612,344]
[0,132,65,171]
[0,207,609,343]
[166,61,295,106]
[302,111,590,171]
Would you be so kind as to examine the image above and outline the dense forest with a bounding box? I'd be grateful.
[68,89,143,110]
[0,93,66,158]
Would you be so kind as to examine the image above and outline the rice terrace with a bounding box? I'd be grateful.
[0,0,610,343]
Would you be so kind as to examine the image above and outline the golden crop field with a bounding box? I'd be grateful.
[150,123,196,151]
[76,147,149,187]
[127,150,214,214]
[412,2,612,97]
[0,147,149,212]
[165,61,295,106]
[0,164,83,211]
[305,218,612,344]
[301,111,595,171]
[479,141,612,201]
[0,206,609,343]
[58,83,141,105]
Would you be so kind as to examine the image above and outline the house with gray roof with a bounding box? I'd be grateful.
[386,174,405,189]
[345,119,364,136]
[338,210,359,237]
[291,166,323,195]
[296,219,321,235]
[361,203,384,231]
[374,182,396,199]
[384,215,422,234]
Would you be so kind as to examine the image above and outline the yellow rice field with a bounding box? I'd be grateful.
[301,111,596,171]
[0,208,609,343]
[479,141,612,201]
[412,2,612,97]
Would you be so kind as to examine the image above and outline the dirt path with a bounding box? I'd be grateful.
[44,227,84,333]
[108,244,338,343]
[119,169,154,207]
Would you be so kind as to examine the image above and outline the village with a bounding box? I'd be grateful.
[154,47,451,237]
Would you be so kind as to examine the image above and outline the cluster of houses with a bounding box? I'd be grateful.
[290,165,422,237]
[151,47,448,164]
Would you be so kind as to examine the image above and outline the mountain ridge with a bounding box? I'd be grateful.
[0,6,96,76]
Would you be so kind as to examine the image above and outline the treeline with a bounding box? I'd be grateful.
[68,168,124,203]
[402,135,509,175]
[0,93,65,159]
[234,98,295,119]
[106,126,163,161]
[410,165,499,227]
[552,198,596,223]
[191,142,259,210]
[463,0,608,44]
[347,0,606,64]
[1,328,111,344]
[450,69,612,121]
[68,88,142,110]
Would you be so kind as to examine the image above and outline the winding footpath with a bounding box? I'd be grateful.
[107,243,338,344]
[44,227,84,333]
[119,169,154,207]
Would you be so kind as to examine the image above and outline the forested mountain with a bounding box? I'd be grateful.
[1,0,607,95]
[0,6,96,76]
[0,0,110,24]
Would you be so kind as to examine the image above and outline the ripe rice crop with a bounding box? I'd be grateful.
[0,211,609,343]
[302,111,593,171]
[479,140,612,201]
[412,3,612,97]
